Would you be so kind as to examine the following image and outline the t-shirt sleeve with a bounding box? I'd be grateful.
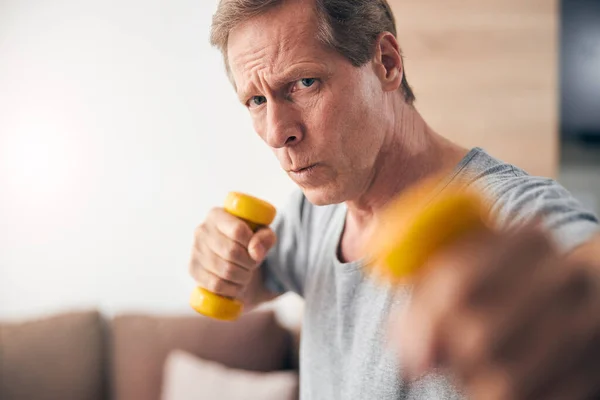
[482,170,599,254]
[261,189,309,297]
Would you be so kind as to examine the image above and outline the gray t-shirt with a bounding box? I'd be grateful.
[263,147,599,400]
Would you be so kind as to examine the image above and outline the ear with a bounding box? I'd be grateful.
[372,32,404,92]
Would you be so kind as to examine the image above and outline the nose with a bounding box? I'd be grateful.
[261,101,303,149]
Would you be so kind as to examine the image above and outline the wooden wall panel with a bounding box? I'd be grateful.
[390,0,558,177]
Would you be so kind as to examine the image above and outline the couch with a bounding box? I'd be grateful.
[0,309,299,400]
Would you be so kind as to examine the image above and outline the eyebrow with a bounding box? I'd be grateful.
[274,65,325,86]
[237,64,329,104]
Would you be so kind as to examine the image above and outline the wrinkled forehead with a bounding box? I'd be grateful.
[226,1,327,86]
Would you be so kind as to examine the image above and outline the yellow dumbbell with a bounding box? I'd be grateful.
[190,192,277,321]
[364,177,492,283]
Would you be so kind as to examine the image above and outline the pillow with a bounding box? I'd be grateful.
[161,350,299,400]
[0,310,105,400]
[110,310,294,400]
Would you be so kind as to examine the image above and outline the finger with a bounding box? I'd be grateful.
[499,264,594,375]
[193,264,243,298]
[399,230,497,378]
[196,247,253,285]
[466,302,600,400]
[189,245,252,286]
[399,227,556,379]
[207,207,254,248]
[248,228,277,263]
[202,225,256,270]
[444,254,558,382]
[466,265,597,400]
[189,236,213,279]
[465,228,556,307]
[535,343,600,400]
[524,269,600,400]
[534,352,600,400]
[436,229,556,364]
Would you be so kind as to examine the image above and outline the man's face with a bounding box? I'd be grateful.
[228,0,389,205]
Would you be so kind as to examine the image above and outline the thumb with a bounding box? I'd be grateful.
[248,228,277,263]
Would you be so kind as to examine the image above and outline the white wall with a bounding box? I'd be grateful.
[0,0,298,320]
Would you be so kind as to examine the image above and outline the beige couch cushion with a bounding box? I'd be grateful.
[110,310,293,400]
[0,310,105,400]
[161,350,298,400]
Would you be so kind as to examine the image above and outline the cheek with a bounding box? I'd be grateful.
[309,87,358,138]
[327,90,378,149]
[304,73,381,162]
[251,115,267,142]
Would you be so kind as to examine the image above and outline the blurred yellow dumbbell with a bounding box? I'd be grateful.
[364,177,492,283]
[190,192,277,321]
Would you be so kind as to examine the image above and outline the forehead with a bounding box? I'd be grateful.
[227,1,332,90]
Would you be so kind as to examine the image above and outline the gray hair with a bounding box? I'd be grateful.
[210,0,415,104]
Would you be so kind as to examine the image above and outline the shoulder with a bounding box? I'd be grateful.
[456,148,599,252]
[459,149,586,220]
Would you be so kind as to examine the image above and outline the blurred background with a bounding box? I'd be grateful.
[0,0,599,397]
[0,0,300,321]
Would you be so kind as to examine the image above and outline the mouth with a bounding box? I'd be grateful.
[290,164,318,174]
[287,163,323,184]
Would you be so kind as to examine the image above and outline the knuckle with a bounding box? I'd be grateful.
[194,223,209,239]
[188,252,202,279]
[465,320,491,361]
[188,261,197,278]
[569,267,591,289]
[231,222,249,242]
[493,368,515,400]
[562,268,593,304]
[205,274,224,293]
[221,262,240,282]
[207,207,221,219]
[434,265,467,307]
[225,241,243,261]
[210,277,239,297]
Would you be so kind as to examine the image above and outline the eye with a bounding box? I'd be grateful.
[248,95,267,108]
[292,78,318,92]
[300,78,316,87]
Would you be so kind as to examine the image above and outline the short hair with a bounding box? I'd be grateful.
[210,0,416,104]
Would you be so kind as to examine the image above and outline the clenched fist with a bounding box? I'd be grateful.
[189,207,277,307]
[393,228,600,400]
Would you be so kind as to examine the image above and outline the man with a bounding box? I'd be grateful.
[189,0,600,398]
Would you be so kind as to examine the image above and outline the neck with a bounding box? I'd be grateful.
[345,102,467,231]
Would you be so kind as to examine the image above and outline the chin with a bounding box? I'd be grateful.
[300,185,346,206]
